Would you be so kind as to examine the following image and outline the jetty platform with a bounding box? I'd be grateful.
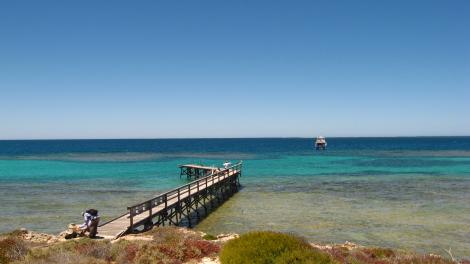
[179,164,218,180]
[98,162,242,239]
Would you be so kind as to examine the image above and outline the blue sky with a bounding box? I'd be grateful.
[1,0,469,139]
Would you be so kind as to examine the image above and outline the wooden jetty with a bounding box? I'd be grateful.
[179,164,218,180]
[98,162,242,239]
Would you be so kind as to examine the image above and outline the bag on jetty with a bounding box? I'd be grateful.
[86,209,99,217]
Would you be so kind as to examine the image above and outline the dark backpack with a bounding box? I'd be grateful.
[86,209,98,216]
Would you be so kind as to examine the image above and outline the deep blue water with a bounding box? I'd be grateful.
[2,137,470,156]
[0,137,469,257]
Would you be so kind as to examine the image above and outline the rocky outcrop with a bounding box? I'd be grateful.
[310,241,360,251]
[215,233,239,243]
[57,224,86,240]
[196,256,221,264]
[14,228,59,244]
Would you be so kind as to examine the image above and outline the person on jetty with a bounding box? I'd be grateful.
[223,161,232,169]
[79,209,100,238]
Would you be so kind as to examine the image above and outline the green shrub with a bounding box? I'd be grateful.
[202,234,217,240]
[220,231,336,264]
[276,248,335,264]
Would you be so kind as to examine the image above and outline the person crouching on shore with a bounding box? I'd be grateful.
[79,209,100,238]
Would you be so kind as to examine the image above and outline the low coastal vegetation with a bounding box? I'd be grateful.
[0,227,219,264]
[220,231,334,264]
[219,231,470,264]
[1,228,469,264]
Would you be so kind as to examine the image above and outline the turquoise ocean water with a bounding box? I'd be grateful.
[0,138,469,257]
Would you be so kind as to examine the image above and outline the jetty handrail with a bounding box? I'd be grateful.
[126,161,242,228]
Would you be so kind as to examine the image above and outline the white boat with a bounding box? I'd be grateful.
[315,136,327,150]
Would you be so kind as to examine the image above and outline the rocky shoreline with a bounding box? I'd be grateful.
[1,227,469,264]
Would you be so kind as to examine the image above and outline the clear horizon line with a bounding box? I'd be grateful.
[1,135,470,141]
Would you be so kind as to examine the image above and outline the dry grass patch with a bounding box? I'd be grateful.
[0,237,29,263]
[325,245,467,264]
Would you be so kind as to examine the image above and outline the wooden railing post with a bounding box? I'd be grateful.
[128,207,134,231]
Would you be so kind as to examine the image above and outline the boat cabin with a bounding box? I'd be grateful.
[315,136,327,150]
